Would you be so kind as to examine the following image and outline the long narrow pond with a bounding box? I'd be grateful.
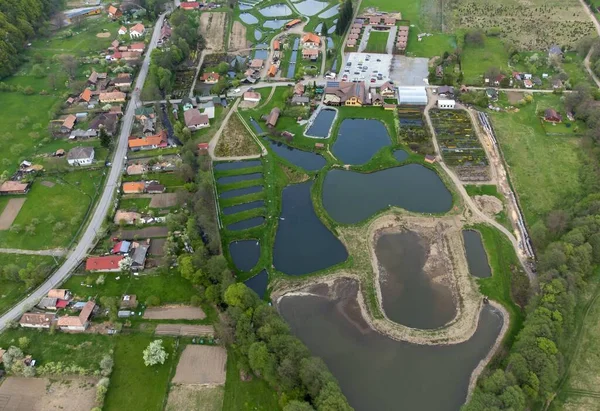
[219,185,263,199]
[279,279,503,411]
[376,231,456,329]
[273,181,348,275]
[264,138,326,171]
[463,230,492,278]
[332,119,391,164]
[217,173,263,185]
[222,200,264,215]
[322,165,453,224]
[214,160,261,171]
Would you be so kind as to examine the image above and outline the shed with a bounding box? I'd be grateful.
[437,99,455,109]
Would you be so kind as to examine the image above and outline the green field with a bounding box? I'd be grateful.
[461,37,509,85]
[222,349,281,411]
[490,95,583,226]
[365,31,389,54]
[0,169,104,249]
[104,335,176,411]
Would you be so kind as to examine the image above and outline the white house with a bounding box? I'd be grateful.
[118,26,127,35]
[19,312,55,329]
[67,146,95,166]
[437,99,455,109]
[243,91,261,103]
[129,23,145,39]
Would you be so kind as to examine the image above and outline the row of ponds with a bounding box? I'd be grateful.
[218,116,500,410]
[238,1,340,27]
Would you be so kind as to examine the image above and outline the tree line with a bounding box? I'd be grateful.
[0,0,63,79]
[334,0,353,37]
[464,84,600,410]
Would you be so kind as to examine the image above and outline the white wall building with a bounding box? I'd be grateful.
[437,99,456,109]
[67,146,95,166]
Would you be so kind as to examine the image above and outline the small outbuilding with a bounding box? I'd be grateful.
[437,99,455,109]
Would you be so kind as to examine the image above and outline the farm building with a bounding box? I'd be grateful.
[67,146,95,166]
[57,301,95,332]
[122,182,146,194]
[120,294,137,309]
[0,181,30,195]
[397,87,427,105]
[264,107,281,127]
[86,255,124,272]
[19,312,55,329]
[244,91,261,102]
[286,19,301,29]
[437,99,455,109]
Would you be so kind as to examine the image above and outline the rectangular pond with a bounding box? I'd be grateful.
[214,160,261,171]
[222,200,265,215]
[217,173,263,185]
[226,216,265,231]
[305,108,336,138]
[462,230,492,278]
[219,185,263,199]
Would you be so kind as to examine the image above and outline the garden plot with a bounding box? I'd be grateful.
[149,193,180,208]
[0,377,97,411]
[0,198,26,230]
[115,226,169,239]
[200,12,227,51]
[430,109,489,181]
[155,324,215,336]
[229,21,251,51]
[166,385,224,411]
[398,108,432,154]
[172,345,227,385]
[143,305,206,320]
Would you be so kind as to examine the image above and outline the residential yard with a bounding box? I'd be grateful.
[490,95,583,226]
[0,169,104,249]
[364,31,389,54]
[215,113,261,158]
[222,349,281,411]
[104,335,176,411]
[461,37,509,85]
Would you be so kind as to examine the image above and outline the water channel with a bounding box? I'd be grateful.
[279,278,503,411]
[273,181,348,275]
[376,231,456,329]
[229,239,261,272]
[222,200,265,215]
[306,108,336,138]
[214,160,261,171]
[462,230,492,278]
[322,165,453,224]
[219,185,263,200]
[259,3,292,16]
[287,38,300,79]
[244,270,268,298]
[264,138,326,171]
[227,216,265,231]
[217,172,263,185]
[332,119,391,164]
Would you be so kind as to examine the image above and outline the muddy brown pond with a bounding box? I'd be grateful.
[279,279,503,411]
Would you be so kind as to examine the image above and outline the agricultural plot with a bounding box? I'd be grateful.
[172,345,227,384]
[397,108,432,154]
[166,385,224,411]
[200,12,228,51]
[429,109,489,181]
[215,114,262,157]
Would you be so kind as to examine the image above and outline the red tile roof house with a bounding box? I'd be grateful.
[86,255,124,272]
[0,181,30,195]
[544,108,562,123]
[301,32,321,48]
[198,142,209,154]
[57,301,96,332]
[201,72,220,84]
[129,23,146,39]
[48,289,72,300]
[302,48,319,60]
[181,1,200,9]
[184,109,210,130]
[243,91,261,102]
[19,312,56,329]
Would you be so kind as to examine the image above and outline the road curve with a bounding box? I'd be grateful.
[0,12,168,331]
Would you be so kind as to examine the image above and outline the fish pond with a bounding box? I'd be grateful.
[332,119,391,164]
[214,160,261,171]
[259,3,292,16]
[227,216,265,231]
[306,108,336,138]
[273,181,348,275]
[279,279,503,411]
[263,19,288,29]
[239,13,259,24]
[294,0,329,15]
[217,173,263,185]
[254,29,262,40]
[462,230,492,278]
[219,185,263,199]
[229,239,261,272]
[322,165,453,224]
[376,231,456,329]
[318,4,339,18]
[222,200,264,215]
[244,270,268,298]
[264,138,326,171]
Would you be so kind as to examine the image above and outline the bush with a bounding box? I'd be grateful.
[145,295,161,306]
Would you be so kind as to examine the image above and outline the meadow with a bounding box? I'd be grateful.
[461,37,509,85]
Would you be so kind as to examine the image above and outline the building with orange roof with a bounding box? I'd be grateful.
[80,88,92,103]
[268,65,278,77]
[301,32,321,47]
[122,182,146,194]
[273,40,280,50]
[286,19,301,29]
[128,130,168,151]
[107,5,122,18]
[201,72,220,84]
[129,23,145,39]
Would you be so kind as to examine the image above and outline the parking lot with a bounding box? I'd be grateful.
[339,53,429,87]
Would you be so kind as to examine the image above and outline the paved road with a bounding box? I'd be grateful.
[0,248,66,257]
[423,94,536,285]
[0,12,168,331]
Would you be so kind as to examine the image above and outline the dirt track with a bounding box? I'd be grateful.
[229,21,250,51]
[0,377,97,411]
[143,305,206,320]
[200,12,227,51]
[172,345,227,385]
[0,198,26,230]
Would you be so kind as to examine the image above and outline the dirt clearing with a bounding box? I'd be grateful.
[149,193,179,208]
[96,32,110,38]
[0,198,26,230]
[229,21,250,51]
[144,305,206,320]
[155,324,215,337]
[149,238,166,255]
[172,345,227,384]
[166,385,224,411]
[473,195,503,216]
[506,91,524,105]
[116,225,169,239]
[0,376,97,411]
[215,114,261,157]
[200,12,227,51]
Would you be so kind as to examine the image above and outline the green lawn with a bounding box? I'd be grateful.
[0,329,114,372]
[365,31,389,54]
[0,254,57,314]
[490,94,583,226]
[407,32,456,58]
[360,0,420,21]
[0,169,104,249]
[461,37,509,85]
[104,335,175,411]
[222,348,281,411]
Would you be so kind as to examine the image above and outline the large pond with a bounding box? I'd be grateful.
[279,279,503,411]
[294,0,329,15]
[217,172,263,185]
[318,4,339,18]
[259,3,292,16]
[264,138,326,171]
[273,181,348,275]
[222,200,264,215]
[229,239,260,272]
[376,231,456,329]
[244,270,268,298]
[263,19,288,29]
[463,230,492,278]
[306,108,336,138]
[239,13,259,24]
[219,185,263,199]
[227,216,265,231]
[214,160,261,171]
[322,165,453,224]
[332,119,391,164]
